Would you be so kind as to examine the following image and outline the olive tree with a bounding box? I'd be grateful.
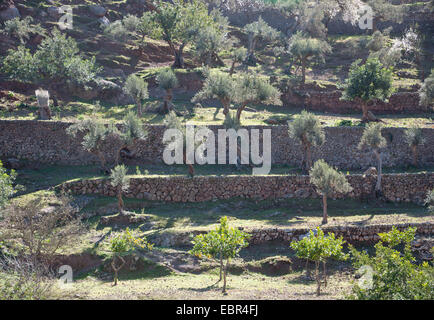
[287,31,332,85]
[156,68,179,114]
[404,126,425,167]
[309,160,353,224]
[189,216,250,293]
[244,17,280,66]
[419,69,434,108]
[366,0,404,33]
[342,58,394,122]
[109,228,153,286]
[140,0,220,68]
[290,227,347,296]
[0,160,16,209]
[288,111,325,172]
[229,47,247,76]
[1,16,45,44]
[358,123,387,194]
[66,119,117,173]
[110,165,130,213]
[123,74,149,117]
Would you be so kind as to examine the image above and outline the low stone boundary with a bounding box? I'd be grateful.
[60,172,433,204]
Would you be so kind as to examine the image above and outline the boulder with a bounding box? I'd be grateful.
[0,6,20,21]
[89,5,107,17]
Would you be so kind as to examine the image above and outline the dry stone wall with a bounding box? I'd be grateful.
[61,172,434,204]
[1,120,433,170]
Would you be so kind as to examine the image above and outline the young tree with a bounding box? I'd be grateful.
[109,228,153,286]
[156,68,179,114]
[290,227,348,296]
[114,112,148,165]
[66,119,117,173]
[1,29,101,106]
[244,17,280,66]
[404,126,425,167]
[140,0,220,68]
[229,47,247,76]
[349,227,433,300]
[35,89,51,120]
[287,31,332,85]
[341,58,394,122]
[233,73,281,122]
[1,16,45,44]
[309,160,353,224]
[419,69,434,108]
[288,111,325,172]
[123,74,149,117]
[358,123,387,194]
[0,160,16,209]
[110,165,130,213]
[189,216,250,293]
[1,195,83,265]
[192,70,235,119]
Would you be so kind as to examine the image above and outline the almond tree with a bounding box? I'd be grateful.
[358,123,387,195]
[291,227,347,296]
[309,160,353,224]
[342,58,394,122]
[123,74,149,117]
[288,111,325,172]
[189,216,250,293]
[404,126,425,167]
[110,164,130,212]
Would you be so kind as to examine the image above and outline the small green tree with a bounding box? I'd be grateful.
[419,69,434,108]
[192,70,234,119]
[244,17,280,66]
[0,160,17,209]
[229,47,247,76]
[341,58,394,122]
[288,111,325,172]
[109,228,153,286]
[233,73,281,122]
[287,31,332,84]
[66,119,117,173]
[114,112,148,164]
[404,126,425,167]
[1,16,45,44]
[189,216,250,293]
[156,68,179,114]
[309,160,353,224]
[349,227,433,300]
[110,164,130,212]
[123,74,149,117]
[290,227,348,296]
[358,123,387,194]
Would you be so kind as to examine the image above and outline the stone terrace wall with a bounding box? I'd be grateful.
[61,172,434,204]
[1,120,434,170]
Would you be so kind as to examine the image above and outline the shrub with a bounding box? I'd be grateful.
[419,69,434,107]
[0,160,16,209]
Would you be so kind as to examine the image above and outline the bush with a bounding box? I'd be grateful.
[0,160,16,209]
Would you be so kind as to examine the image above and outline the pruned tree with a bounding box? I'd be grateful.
[156,68,179,114]
[233,73,281,122]
[288,111,325,172]
[123,74,149,117]
[140,0,221,68]
[109,228,153,286]
[189,216,250,293]
[404,126,425,167]
[358,123,387,195]
[192,70,234,119]
[287,31,332,85]
[114,111,148,165]
[0,195,83,265]
[229,46,247,76]
[341,58,394,122]
[309,159,353,224]
[290,227,348,296]
[244,17,280,66]
[419,69,434,108]
[110,164,130,213]
[66,119,117,173]
[0,160,16,209]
